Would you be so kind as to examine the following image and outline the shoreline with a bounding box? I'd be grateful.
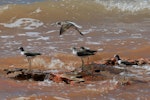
[0,46,150,69]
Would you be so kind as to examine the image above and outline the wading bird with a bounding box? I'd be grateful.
[114,54,137,78]
[114,54,135,67]
[80,46,97,62]
[72,47,95,70]
[18,47,41,72]
[80,46,97,54]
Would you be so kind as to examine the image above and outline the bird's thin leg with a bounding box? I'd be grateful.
[87,57,90,65]
[27,57,32,72]
[123,67,128,80]
[81,58,84,71]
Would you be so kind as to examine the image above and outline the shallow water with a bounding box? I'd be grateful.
[0,0,149,57]
[0,64,150,100]
[0,0,150,99]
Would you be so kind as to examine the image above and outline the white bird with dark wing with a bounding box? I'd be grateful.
[80,46,97,62]
[72,47,95,70]
[80,46,97,54]
[114,54,136,66]
[18,47,41,72]
[114,54,138,79]
[55,21,84,36]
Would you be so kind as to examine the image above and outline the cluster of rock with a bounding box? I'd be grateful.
[4,57,150,85]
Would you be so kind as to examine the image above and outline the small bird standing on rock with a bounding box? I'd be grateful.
[114,54,138,78]
[54,21,84,36]
[80,46,97,63]
[80,46,97,54]
[72,47,95,71]
[18,47,41,72]
[114,54,137,66]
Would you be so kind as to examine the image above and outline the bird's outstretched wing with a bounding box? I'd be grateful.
[60,26,66,35]
[60,22,84,36]
[74,27,84,36]
[59,24,72,35]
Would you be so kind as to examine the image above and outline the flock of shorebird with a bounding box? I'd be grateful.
[17,21,136,72]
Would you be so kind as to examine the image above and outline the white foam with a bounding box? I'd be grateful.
[86,41,101,45]
[25,32,41,37]
[82,29,93,34]
[31,7,42,14]
[36,36,49,41]
[11,97,30,100]
[97,48,104,52]
[27,39,35,41]
[47,58,75,70]
[0,5,9,13]
[46,30,57,34]
[73,37,84,42]
[49,46,57,49]
[4,41,21,45]
[17,34,26,36]
[114,29,126,34]
[133,65,150,71]
[53,97,70,100]
[0,18,43,30]
[0,35,14,38]
[38,80,53,86]
[113,66,125,69]
[48,58,65,69]
[130,33,143,38]
[95,0,150,12]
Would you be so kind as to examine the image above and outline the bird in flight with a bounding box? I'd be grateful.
[55,21,84,36]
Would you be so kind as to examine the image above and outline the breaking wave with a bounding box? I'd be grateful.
[0,0,149,24]
[95,0,150,12]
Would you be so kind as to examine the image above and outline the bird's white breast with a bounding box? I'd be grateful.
[72,50,77,55]
[20,51,25,55]
[117,60,122,65]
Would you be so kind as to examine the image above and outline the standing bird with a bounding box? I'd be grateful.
[72,47,95,70]
[80,46,97,54]
[80,46,97,63]
[55,21,84,36]
[18,47,41,72]
[114,54,135,67]
[114,54,137,77]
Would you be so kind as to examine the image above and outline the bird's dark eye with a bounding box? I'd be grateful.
[57,22,61,25]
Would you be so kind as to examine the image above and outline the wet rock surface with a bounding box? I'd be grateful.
[5,59,147,85]
[1,56,150,100]
[2,57,149,90]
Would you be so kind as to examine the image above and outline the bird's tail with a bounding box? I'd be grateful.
[35,53,41,55]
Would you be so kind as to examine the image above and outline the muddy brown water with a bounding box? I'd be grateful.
[0,0,150,99]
